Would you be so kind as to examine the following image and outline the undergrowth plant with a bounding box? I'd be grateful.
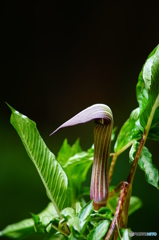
[1,45,159,240]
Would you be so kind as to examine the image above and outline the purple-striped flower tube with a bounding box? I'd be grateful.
[50,104,113,210]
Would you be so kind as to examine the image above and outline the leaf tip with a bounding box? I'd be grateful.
[6,102,18,114]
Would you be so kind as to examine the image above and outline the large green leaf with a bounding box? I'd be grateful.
[138,45,159,132]
[7,104,69,213]
[129,141,159,189]
[136,46,158,112]
[115,45,159,154]
[0,219,34,239]
[0,203,56,239]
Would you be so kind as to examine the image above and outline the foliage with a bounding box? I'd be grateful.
[1,45,159,239]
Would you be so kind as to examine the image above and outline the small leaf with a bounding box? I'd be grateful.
[32,214,58,234]
[78,201,93,233]
[7,104,69,214]
[114,108,142,153]
[118,228,131,240]
[111,127,117,141]
[128,196,142,215]
[61,208,80,233]
[87,220,110,240]
[75,202,82,215]
[150,107,159,128]
[148,125,159,141]
[129,141,159,189]
[91,207,112,221]
[107,186,142,216]
[57,139,82,166]
[44,231,67,240]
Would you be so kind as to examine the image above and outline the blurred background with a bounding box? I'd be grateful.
[1,1,159,239]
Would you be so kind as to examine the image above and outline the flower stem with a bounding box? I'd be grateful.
[109,154,118,185]
[127,132,146,184]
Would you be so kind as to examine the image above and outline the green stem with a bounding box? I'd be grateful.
[127,132,146,184]
[52,223,70,237]
[109,154,118,185]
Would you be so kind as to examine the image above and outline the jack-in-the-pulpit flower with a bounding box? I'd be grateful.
[50,104,113,210]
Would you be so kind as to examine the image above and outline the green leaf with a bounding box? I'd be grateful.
[136,69,149,113]
[91,207,112,221]
[117,228,131,240]
[0,203,56,239]
[129,141,159,189]
[64,150,93,184]
[61,208,80,233]
[44,231,67,240]
[150,107,159,128]
[114,108,142,153]
[57,139,82,166]
[75,202,82,215]
[87,220,110,240]
[107,186,142,216]
[138,45,159,131]
[128,196,142,216]
[111,127,117,141]
[0,219,34,239]
[58,141,93,204]
[32,214,58,234]
[7,104,69,214]
[115,45,159,154]
[78,201,93,234]
[136,46,158,112]
[148,125,159,141]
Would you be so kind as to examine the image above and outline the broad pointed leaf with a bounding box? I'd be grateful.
[7,104,69,214]
[129,141,159,189]
[138,45,159,131]
[0,219,34,239]
[78,201,93,234]
[0,203,56,239]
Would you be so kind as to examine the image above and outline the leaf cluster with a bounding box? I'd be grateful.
[1,44,159,239]
[114,45,159,189]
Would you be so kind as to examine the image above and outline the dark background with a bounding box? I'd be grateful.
[1,1,159,239]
